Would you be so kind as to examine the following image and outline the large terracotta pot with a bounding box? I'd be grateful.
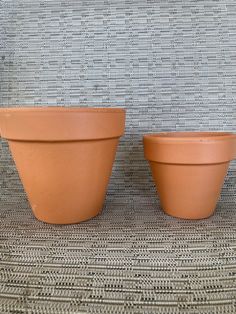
[143,132,236,219]
[0,107,126,224]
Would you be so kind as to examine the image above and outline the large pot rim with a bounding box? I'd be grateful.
[143,131,236,164]
[0,107,126,141]
[0,107,125,114]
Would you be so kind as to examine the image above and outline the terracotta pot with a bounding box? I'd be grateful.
[143,132,236,219]
[0,107,126,224]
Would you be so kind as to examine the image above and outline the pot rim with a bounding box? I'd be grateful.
[0,107,126,141]
[0,107,125,114]
[143,132,236,164]
[143,132,236,143]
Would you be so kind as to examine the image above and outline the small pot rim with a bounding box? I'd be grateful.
[143,132,236,143]
[143,132,236,164]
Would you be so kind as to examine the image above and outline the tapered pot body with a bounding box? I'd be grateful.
[143,132,236,219]
[0,107,126,224]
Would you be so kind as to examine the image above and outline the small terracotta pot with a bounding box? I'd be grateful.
[0,107,126,224]
[143,132,236,219]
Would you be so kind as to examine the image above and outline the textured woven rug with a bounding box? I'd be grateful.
[0,195,235,314]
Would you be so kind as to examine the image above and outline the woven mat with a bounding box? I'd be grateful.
[0,195,235,314]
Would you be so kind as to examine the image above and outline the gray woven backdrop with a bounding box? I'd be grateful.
[0,1,235,313]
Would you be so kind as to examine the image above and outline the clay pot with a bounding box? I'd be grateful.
[0,107,126,224]
[143,132,236,219]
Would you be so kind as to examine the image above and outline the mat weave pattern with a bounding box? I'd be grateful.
[0,196,235,313]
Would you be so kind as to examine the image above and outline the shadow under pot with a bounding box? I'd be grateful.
[0,107,126,224]
[143,132,236,219]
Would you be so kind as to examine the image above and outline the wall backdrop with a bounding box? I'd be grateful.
[0,0,236,199]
